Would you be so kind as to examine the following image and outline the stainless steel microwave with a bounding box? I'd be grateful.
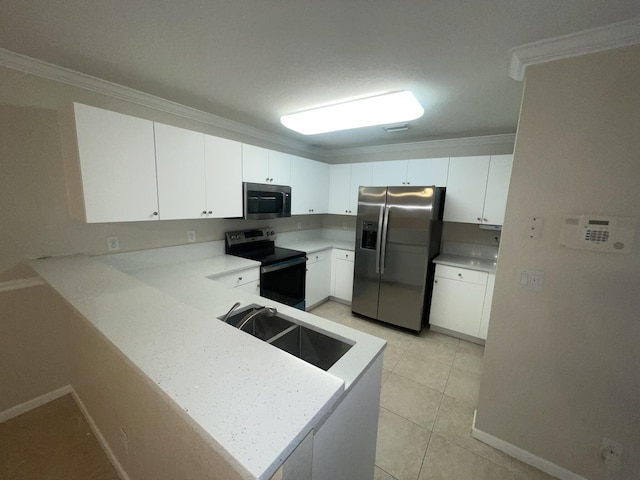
[243,182,292,219]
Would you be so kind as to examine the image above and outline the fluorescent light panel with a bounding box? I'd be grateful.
[280,91,424,135]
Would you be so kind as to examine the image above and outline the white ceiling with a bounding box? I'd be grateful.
[1,1,639,150]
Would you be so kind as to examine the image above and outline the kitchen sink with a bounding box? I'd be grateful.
[219,304,353,371]
[223,305,294,341]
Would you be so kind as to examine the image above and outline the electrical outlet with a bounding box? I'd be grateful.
[187,231,196,243]
[106,236,120,252]
[120,428,129,455]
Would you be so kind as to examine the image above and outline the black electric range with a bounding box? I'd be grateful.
[225,228,307,310]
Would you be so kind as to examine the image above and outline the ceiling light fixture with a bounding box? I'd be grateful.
[280,91,424,135]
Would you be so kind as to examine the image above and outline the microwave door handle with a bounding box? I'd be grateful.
[380,205,390,274]
[375,205,384,274]
[282,191,289,214]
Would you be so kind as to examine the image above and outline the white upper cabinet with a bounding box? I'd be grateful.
[328,163,372,215]
[74,103,159,223]
[406,157,449,186]
[242,144,269,183]
[290,156,330,215]
[444,155,513,225]
[444,156,491,223]
[154,123,207,220]
[370,160,409,186]
[348,163,373,215]
[242,145,291,185]
[371,158,449,187]
[482,154,513,225]
[328,164,352,215]
[204,135,243,218]
[267,150,291,185]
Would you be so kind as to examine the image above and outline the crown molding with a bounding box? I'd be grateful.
[509,17,640,81]
[324,133,516,160]
[0,47,317,154]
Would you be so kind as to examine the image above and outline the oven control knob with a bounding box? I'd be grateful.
[269,230,275,236]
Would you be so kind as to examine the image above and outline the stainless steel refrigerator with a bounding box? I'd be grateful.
[351,186,445,332]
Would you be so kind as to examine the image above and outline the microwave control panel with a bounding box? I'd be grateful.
[559,214,636,254]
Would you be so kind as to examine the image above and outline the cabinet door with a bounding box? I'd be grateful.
[237,279,260,296]
[478,274,495,340]
[348,163,373,215]
[406,157,449,186]
[328,164,351,215]
[482,155,513,225]
[306,260,331,308]
[155,123,206,220]
[74,103,159,223]
[268,150,291,185]
[242,144,269,183]
[290,156,329,214]
[429,277,485,337]
[204,135,243,218]
[332,250,355,302]
[443,156,490,223]
[371,160,408,186]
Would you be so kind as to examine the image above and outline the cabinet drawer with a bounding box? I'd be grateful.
[333,249,354,262]
[435,264,487,285]
[212,268,260,288]
[307,249,331,265]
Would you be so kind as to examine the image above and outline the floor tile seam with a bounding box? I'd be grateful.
[373,464,400,480]
[415,427,436,480]
[378,406,435,434]
[433,429,515,475]
[387,369,446,394]
[384,371,447,399]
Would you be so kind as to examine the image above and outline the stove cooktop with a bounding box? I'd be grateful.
[225,228,305,266]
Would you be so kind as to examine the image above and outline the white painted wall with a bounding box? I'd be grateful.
[475,45,640,479]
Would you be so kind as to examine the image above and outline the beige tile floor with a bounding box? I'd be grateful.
[310,301,557,480]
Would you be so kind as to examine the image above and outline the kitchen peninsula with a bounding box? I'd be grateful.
[28,246,385,480]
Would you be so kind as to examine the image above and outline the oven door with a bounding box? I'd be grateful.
[260,256,306,310]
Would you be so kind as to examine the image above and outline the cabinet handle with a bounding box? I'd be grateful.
[202,210,207,215]
[208,211,212,215]
[238,276,243,281]
[265,177,269,182]
[483,218,488,222]
[153,211,158,216]
[270,178,274,182]
[477,217,482,221]
[458,273,463,278]
[434,279,438,284]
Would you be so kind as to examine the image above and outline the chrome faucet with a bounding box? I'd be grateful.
[222,302,241,323]
[237,306,278,330]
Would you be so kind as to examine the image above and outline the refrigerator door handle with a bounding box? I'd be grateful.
[380,205,391,274]
[375,205,384,273]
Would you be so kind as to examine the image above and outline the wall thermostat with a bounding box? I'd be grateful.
[559,214,637,254]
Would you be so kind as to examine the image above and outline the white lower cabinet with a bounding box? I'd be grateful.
[210,267,260,296]
[429,264,495,340]
[331,249,355,302]
[306,250,331,309]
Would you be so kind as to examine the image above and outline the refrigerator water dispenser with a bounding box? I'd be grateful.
[361,221,378,250]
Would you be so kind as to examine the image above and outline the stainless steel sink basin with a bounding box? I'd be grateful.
[219,304,353,371]
[222,305,294,341]
[269,324,353,371]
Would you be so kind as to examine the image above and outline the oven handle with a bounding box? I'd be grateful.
[260,256,306,274]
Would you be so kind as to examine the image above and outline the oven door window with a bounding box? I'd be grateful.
[261,258,306,309]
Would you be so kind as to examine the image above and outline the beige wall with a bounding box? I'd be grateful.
[0,285,69,412]
[476,46,640,479]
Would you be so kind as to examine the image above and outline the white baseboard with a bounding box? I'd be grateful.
[0,385,129,480]
[471,410,588,480]
[0,385,72,423]
[72,390,130,480]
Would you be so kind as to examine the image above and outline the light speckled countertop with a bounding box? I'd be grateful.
[433,254,497,273]
[28,244,384,480]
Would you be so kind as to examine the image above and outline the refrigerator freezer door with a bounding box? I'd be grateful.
[377,186,436,331]
[352,186,387,320]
